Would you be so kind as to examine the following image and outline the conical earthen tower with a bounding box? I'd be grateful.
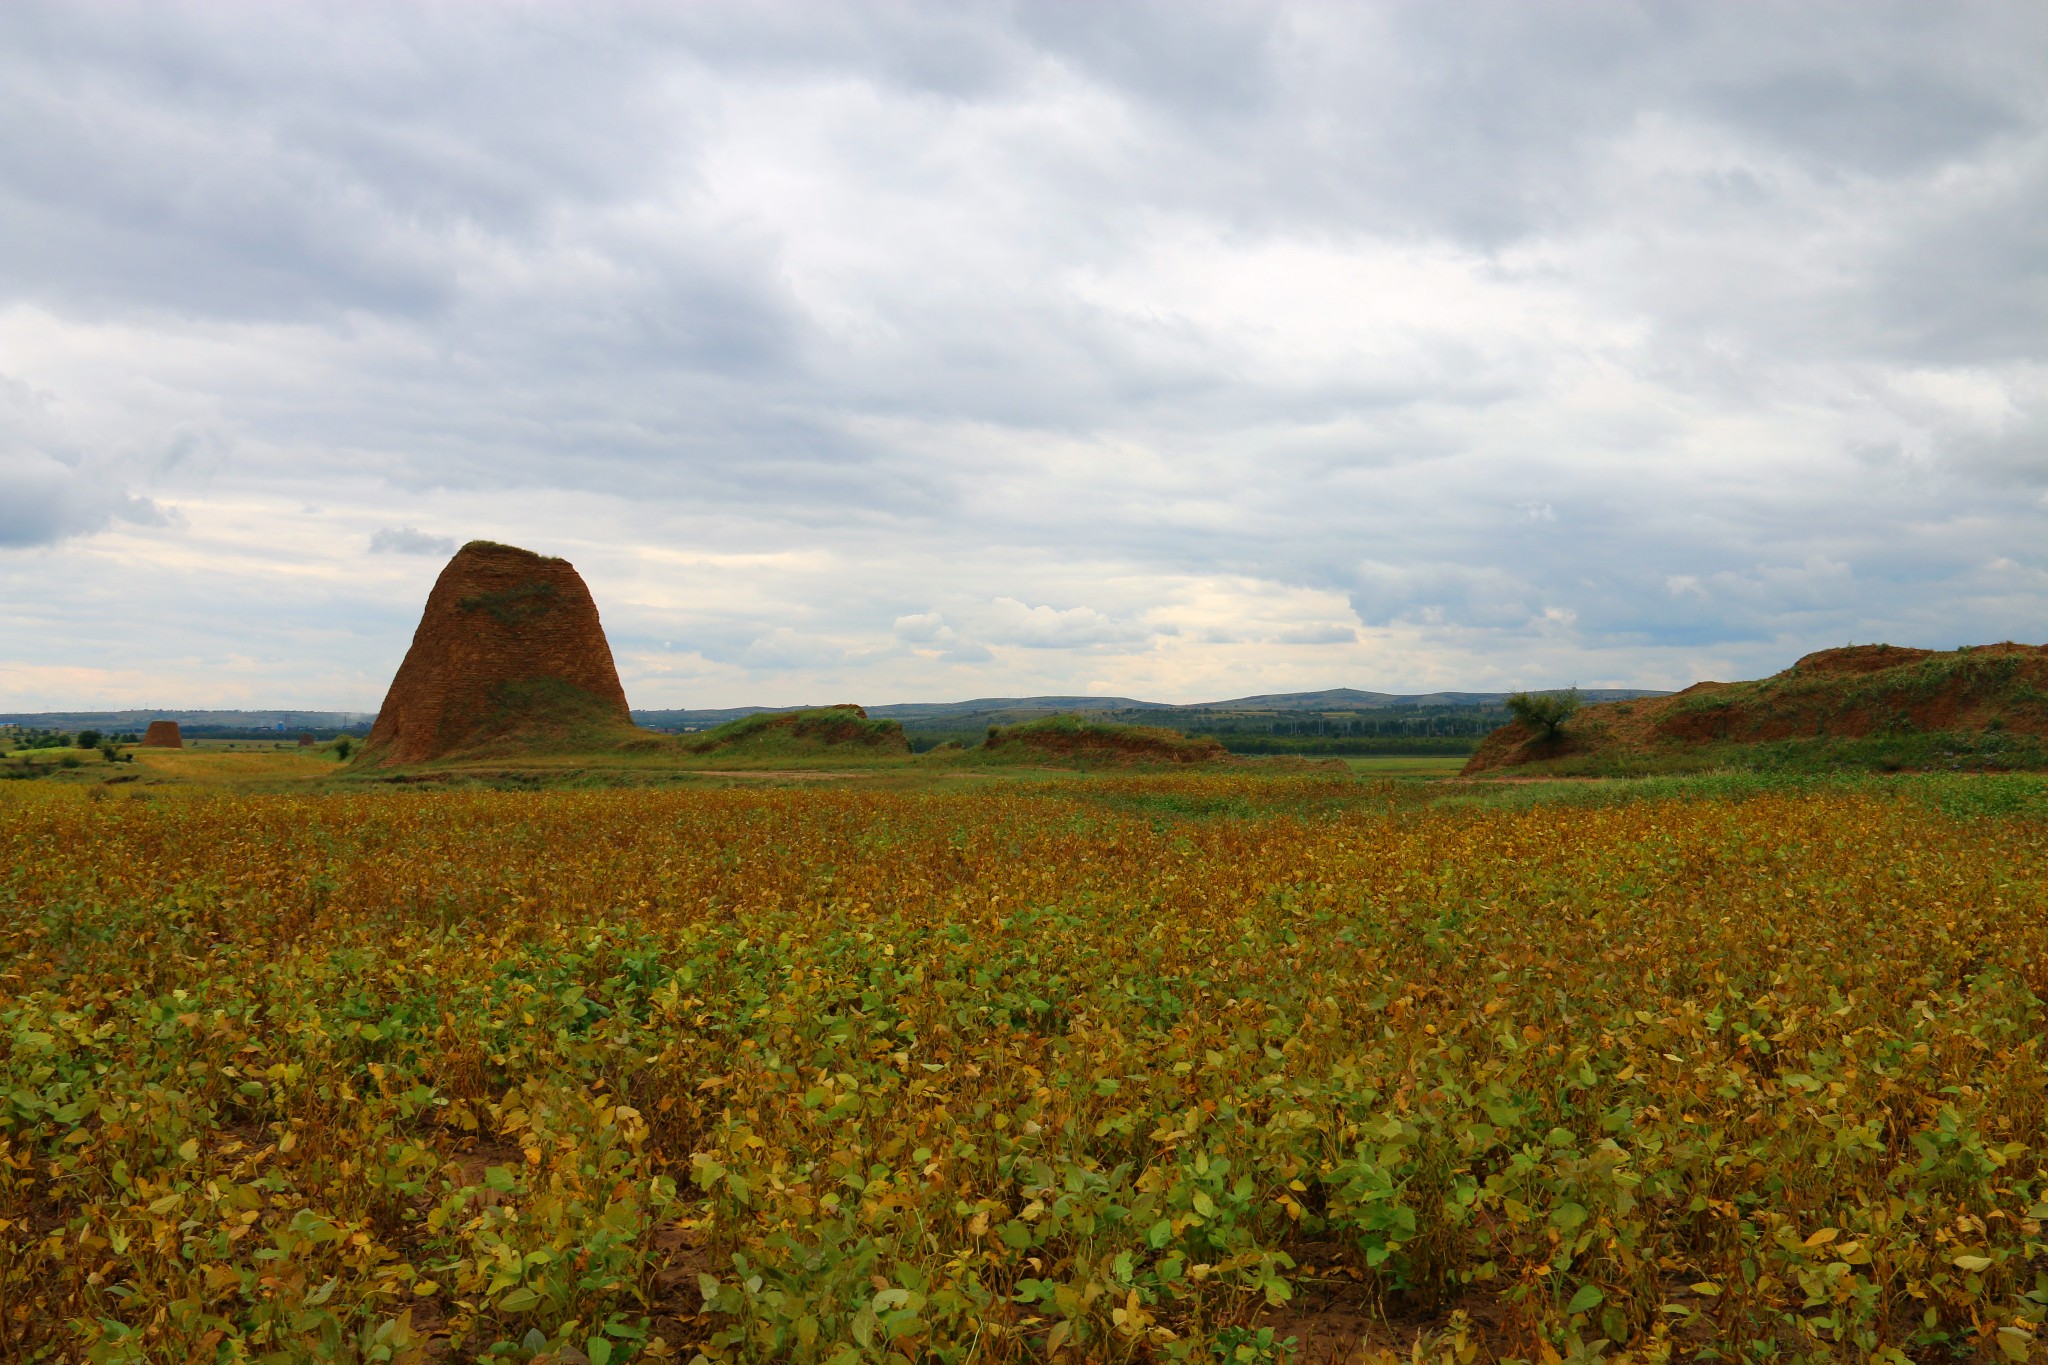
[359,541,633,765]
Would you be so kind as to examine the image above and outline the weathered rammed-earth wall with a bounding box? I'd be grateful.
[140,721,183,748]
[360,541,631,765]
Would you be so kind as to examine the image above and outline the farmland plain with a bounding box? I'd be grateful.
[3,768,2047,1362]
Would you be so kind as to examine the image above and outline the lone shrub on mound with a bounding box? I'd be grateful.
[1506,687,1580,740]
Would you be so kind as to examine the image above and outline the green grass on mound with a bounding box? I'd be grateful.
[680,706,911,762]
[1471,642,2048,775]
[967,714,1231,767]
[347,677,642,772]
[380,677,643,767]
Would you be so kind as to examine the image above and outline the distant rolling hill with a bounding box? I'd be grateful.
[1139,687,1664,713]
[3,686,1673,754]
[0,709,375,738]
[632,687,1669,758]
[632,686,1665,731]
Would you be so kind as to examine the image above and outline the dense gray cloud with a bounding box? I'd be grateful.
[0,374,167,547]
[0,1,2043,709]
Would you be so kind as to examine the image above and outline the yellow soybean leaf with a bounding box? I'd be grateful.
[1802,1228,1838,1248]
[1953,1254,1993,1273]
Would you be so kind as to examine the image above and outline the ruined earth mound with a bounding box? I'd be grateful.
[979,715,1230,766]
[141,721,183,748]
[683,705,910,758]
[358,541,635,766]
[1787,643,1940,677]
[1465,642,2048,775]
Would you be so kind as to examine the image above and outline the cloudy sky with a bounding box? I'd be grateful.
[2,2,2043,711]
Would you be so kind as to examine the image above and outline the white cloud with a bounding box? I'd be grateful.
[892,612,953,644]
[1270,624,1358,646]
[983,598,1146,650]
[742,628,839,671]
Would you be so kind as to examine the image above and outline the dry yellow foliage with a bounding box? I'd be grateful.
[2,774,2045,1362]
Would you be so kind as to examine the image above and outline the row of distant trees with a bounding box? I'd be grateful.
[1249,712,1509,739]
[0,728,139,751]
[893,694,1588,757]
[2,728,359,751]
[0,728,141,767]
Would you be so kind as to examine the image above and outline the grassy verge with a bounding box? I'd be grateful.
[1219,735,1480,757]
[1336,754,1471,778]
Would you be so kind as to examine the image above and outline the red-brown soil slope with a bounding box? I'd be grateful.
[358,541,634,766]
[141,721,183,748]
[1466,642,2048,774]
